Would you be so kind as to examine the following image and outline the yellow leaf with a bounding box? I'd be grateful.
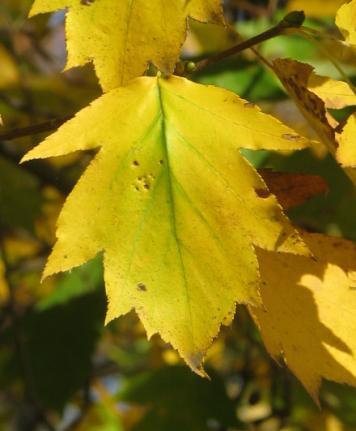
[0,260,9,305]
[287,0,347,17]
[0,44,19,89]
[251,232,356,398]
[307,412,354,431]
[308,73,356,109]
[184,21,239,56]
[337,113,356,166]
[30,0,224,91]
[304,72,356,171]
[273,59,336,151]
[336,0,356,45]
[273,58,356,183]
[0,118,8,305]
[22,75,310,371]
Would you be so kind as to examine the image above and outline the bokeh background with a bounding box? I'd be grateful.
[1,0,356,430]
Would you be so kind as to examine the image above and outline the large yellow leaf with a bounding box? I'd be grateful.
[336,0,356,45]
[251,232,356,398]
[30,0,223,91]
[22,75,310,371]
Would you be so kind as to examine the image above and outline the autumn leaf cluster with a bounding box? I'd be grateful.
[13,0,356,400]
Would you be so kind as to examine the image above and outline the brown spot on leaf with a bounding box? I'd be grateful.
[282,133,301,141]
[273,59,337,149]
[137,283,147,292]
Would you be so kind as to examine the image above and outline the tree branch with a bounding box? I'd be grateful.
[0,116,73,142]
[193,11,306,73]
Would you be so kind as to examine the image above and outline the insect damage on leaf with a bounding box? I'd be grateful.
[251,232,356,399]
[273,59,337,150]
[29,0,224,91]
[307,74,356,169]
[308,73,356,110]
[273,58,356,176]
[22,75,311,372]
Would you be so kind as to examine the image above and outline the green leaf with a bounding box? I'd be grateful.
[0,156,41,230]
[119,366,239,431]
[0,286,105,410]
[37,255,103,311]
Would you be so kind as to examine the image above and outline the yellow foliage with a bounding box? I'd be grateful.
[273,59,336,151]
[287,0,347,17]
[0,260,9,305]
[308,74,356,109]
[184,20,239,56]
[30,0,224,91]
[22,75,310,371]
[0,45,19,89]
[336,0,356,45]
[251,232,356,398]
[273,58,356,183]
[306,412,354,431]
[337,114,356,166]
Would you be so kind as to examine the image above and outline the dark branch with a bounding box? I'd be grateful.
[193,11,305,73]
[0,116,73,142]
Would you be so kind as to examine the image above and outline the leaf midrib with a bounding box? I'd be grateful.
[157,79,196,348]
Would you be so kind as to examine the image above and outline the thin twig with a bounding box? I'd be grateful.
[0,116,72,142]
[193,11,306,73]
